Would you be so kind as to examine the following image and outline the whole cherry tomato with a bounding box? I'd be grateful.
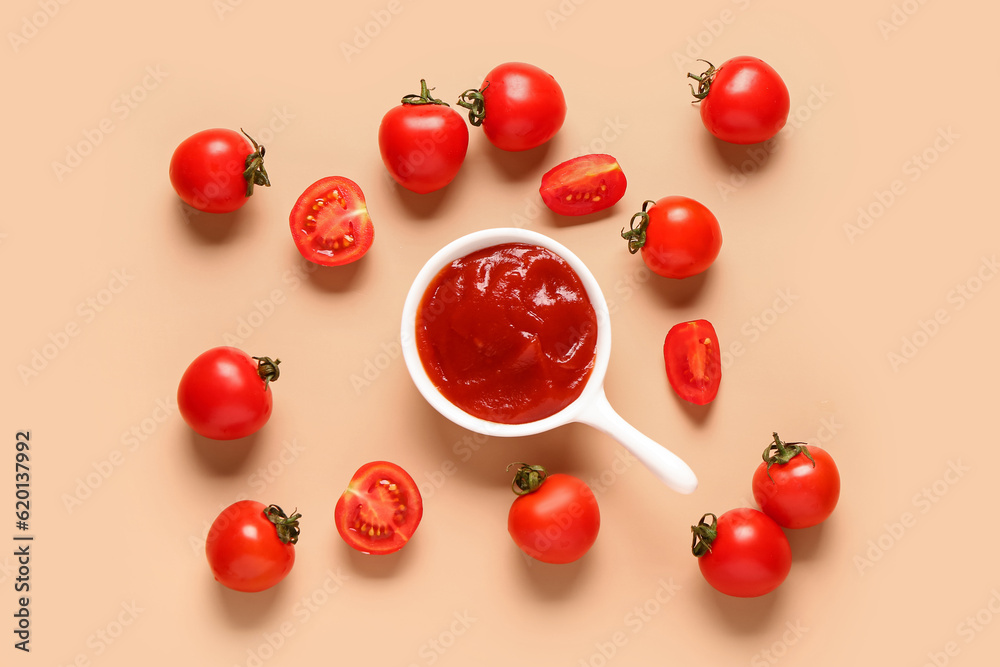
[169,128,270,213]
[177,347,280,440]
[507,464,600,564]
[752,433,841,529]
[379,80,470,194]
[621,196,722,279]
[688,57,790,145]
[664,319,722,405]
[691,508,791,598]
[205,500,300,592]
[458,62,566,152]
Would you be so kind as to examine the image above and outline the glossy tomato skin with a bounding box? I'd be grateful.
[480,62,566,152]
[379,103,469,194]
[641,196,722,279]
[696,508,791,598]
[177,347,273,440]
[508,473,600,564]
[289,176,374,266]
[206,501,295,592]
[664,319,722,405]
[169,128,257,213]
[335,461,423,555]
[753,446,841,529]
[539,154,627,216]
[698,57,790,145]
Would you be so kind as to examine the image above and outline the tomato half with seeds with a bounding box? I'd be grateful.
[664,319,721,405]
[539,154,627,216]
[289,176,374,266]
[334,461,423,555]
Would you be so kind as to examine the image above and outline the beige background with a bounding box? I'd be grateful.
[4,0,999,664]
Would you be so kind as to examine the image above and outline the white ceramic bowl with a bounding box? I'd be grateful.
[400,227,697,494]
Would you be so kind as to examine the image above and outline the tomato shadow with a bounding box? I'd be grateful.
[543,204,622,229]
[672,392,714,427]
[300,251,367,293]
[511,546,592,599]
[213,579,288,627]
[188,430,260,476]
[337,531,414,578]
[390,177,460,221]
[644,268,711,308]
[704,131,781,174]
[482,139,554,183]
[178,203,248,245]
[707,586,781,634]
[783,522,826,561]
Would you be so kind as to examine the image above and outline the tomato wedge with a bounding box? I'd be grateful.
[289,176,374,266]
[334,461,423,555]
[664,319,722,405]
[539,154,627,216]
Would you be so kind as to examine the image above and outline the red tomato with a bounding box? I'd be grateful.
[621,196,722,279]
[169,128,270,213]
[539,154,627,216]
[664,319,722,405]
[753,433,841,529]
[691,508,791,598]
[289,176,374,266]
[507,464,600,564]
[205,501,299,592]
[688,57,790,145]
[177,347,280,440]
[334,461,423,555]
[458,62,566,152]
[379,79,470,194]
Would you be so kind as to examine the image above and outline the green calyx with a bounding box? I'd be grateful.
[240,129,271,198]
[762,432,815,482]
[456,81,490,127]
[264,504,301,545]
[687,59,717,101]
[690,513,718,557]
[620,200,657,254]
[253,356,281,389]
[507,462,548,496]
[402,79,450,107]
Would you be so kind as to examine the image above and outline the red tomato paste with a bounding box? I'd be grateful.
[416,243,598,424]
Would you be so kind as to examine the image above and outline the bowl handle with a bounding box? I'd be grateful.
[576,389,698,494]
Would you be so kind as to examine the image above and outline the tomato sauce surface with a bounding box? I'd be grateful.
[416,243,598,424]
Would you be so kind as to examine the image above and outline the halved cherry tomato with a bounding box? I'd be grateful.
[334,461,423,555]
[539,154,627,216]
[289,176,374,266]
[664,319,721,405]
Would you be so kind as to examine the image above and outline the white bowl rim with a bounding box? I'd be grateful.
[400,227,613,437]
